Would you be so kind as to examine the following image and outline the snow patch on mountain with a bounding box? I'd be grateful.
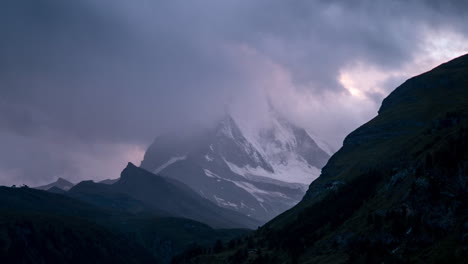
[231,181,269,202]
[213,195,238,209]
[141,111,331,222]
[206,166,288,205]
[154,155,186,174]
[225,159,320,185]
[205,155,214,162]
[204,169,221,179]
[222,113,326,184]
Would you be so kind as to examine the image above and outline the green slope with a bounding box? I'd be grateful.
[0,186,249,263]
[180,54,468,264]
[0,186,158,263]
[0,211,157,264]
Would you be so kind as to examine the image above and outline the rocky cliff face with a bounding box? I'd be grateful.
[141,113,330,222]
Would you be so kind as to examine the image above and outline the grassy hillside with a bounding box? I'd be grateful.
[177,54,468,264]
[0,211,156,264]
[0,186,249,264]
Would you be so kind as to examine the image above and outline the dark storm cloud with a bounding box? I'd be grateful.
[0,0,467,185]
[235,0,468,90]
[0,0,240,142]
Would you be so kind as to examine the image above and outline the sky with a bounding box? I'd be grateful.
[0,0,467,186]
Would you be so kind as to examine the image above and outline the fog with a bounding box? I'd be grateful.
[0,0,467,186]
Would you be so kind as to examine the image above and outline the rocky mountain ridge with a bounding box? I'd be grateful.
[141,113,330,222]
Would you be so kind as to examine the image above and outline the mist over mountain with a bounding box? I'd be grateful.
[181,54,468,264]
[1,0,467,186]
[0,1,467,263]
[141,112,330,222]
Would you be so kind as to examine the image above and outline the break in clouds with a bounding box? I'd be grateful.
[0,0,467,186]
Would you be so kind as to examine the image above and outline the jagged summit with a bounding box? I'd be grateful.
[141,112,330,222]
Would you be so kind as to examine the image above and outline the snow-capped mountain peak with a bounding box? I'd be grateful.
[226,113,330,184]
[140,113,331,222]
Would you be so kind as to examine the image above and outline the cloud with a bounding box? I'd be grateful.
[0,128,145,186]
[0,0,467,185]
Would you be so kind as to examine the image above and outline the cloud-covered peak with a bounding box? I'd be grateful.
[0,0,467,186]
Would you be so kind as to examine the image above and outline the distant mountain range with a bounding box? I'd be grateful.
[15,109,331,263]
[68,162,260,229]
[33,162,260,229]
[141,113,330,222]
[3,162,259,263]
[8,53,467,264]
[36,177,74,191]
[0,185,248,263]
[35,177,118,192]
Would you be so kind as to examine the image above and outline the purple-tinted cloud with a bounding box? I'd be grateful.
[0,0,467,185]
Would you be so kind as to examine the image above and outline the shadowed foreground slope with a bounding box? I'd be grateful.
[68,163,261,229]
[178,54,468,263]
[0,184,249,263]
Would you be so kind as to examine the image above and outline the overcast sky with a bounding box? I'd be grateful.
[1,0,467,186]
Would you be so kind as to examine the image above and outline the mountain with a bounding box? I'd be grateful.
[35,177,74,191]
[46,186,67,194]
[0,186,249,264]
[141,113,330,222]
[177,54,468,263]
[99,178,119,184]
[0,186,156,263]
[67,179,157,215]
[68,162,261,229]
[0,212,157,264]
